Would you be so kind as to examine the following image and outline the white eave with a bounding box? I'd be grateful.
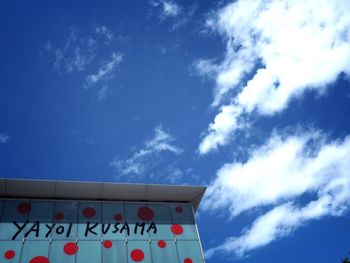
[0,178,207,211]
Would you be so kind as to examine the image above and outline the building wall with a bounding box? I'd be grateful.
[0,199,205,263]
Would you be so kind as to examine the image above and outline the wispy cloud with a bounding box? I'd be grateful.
[203,130,350,257]
[45,25,122,101]
[0,133,10,143]
[197,0,350,154]
[85,52,122,88]
[149,0,197,31]
[149,0,181,19]
[95,25,114,42]
[110,126,184,180]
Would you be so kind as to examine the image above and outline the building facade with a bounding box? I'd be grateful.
[0,179,206,263]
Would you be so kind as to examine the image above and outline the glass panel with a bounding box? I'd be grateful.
[101,202,126,240]
[78,202,101,240]
[25,201,54,240]
[125,204,150,240]
[20,240,50,263]
[151,240,178,263]
[76,241,101,263]
[170,204,194,224]
[0,201,4,217]
[127,241,151,263]
[52,201,78,240]
[0,240,22,263]
[0,200,30,240]
[170,204,198,240]
[148,204,173,240]
[49,241,76,263]
[176,241,204,263]
[102,240,127,263]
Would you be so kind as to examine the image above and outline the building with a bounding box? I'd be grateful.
[0,179,206,263]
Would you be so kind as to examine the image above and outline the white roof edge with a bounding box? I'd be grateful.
[0,178,207,211]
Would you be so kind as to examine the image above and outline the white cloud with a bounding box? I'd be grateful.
[110,126,183,178]
[0,133,10,143]
[203,131,350,257]
[46,27,97,73]
[97,85,110,102]
[198,0,350,154]
[85,52,122,88]
[45,26,123,101]
[150,0,181,19]
[95,25,114,42]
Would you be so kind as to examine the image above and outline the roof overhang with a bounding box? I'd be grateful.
[0,179,207,211]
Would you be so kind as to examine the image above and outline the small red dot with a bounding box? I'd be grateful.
[4,250,15,260]
[17,203,31,214]
[184,258,193,263]
[29,256,49,263]
[103,240,113,249]
[137,207,154,221]
[176,206,183,213]
[157,240,166,248]
[54,212,64,221]
[64,242,78,255]
[114,213,123,221]
[130,249,144,262]
[83,207,96,218]
[171,224,183,235]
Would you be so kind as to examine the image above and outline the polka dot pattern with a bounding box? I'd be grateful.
[114,213,123,221]
[17,203,31,214]
[130,249,144,262]
[157,240,166,248]
[29,256,49,263]
[175,206,183,213]
[64,242,78,255]
[54,212,64,221]
[137,207,154,221]
[171,224,183,235]
[83,207,96,218]
[4,250,15,260]
[103,240,113,249]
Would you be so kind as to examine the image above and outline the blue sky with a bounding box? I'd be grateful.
[1,0,350,262]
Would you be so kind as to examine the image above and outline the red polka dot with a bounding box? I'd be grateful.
[64,242,78,255]
[103,240,113,249]
[171,224,183,235]
[4,250,15,260]
[157,240,166,248]
[184,258,193,263]
[137,207,154,221]
[83,207,96,218]
[130,249,144,262]
[29,256,49,263]
[175,206,183,213]
[54,212,64,221]
[114,213,123,221]
[17,203,31,214]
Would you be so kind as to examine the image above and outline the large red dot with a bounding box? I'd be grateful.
[29,256,49,263]
[83,207,96,218]
[114,213,123,221]
[184,258,193,263]
[103,240,113,249]
[175,206,183,213]
[17,203,31,214]
[171,224,183,235]
[4,250,15,260]
[137,207,154,221]
[64,242,78,255]
[157,240,166,248]
[54,212,64,221]
[130,249,144,262]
